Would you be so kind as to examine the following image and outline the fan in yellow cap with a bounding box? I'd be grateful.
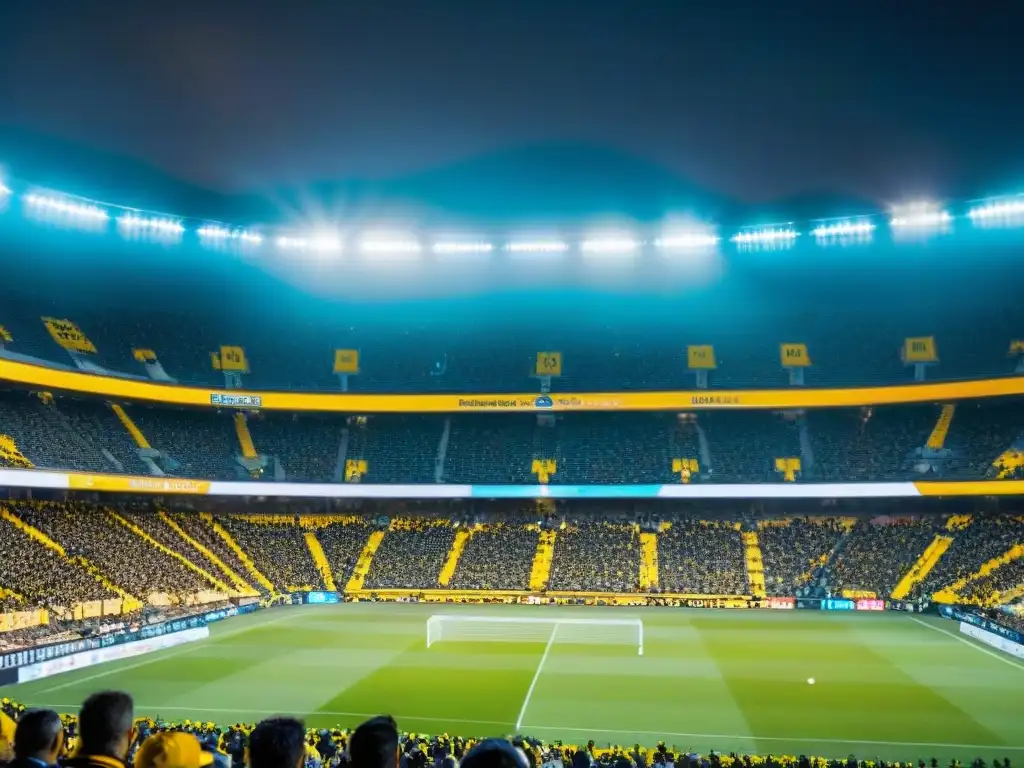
[134,732,214,768]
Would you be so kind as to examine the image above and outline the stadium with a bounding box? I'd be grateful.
[0,168,1023,768]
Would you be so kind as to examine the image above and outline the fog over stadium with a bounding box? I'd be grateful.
[0,4,1022,768]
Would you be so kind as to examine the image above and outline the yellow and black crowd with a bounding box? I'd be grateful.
[0,694,1013,768]
[1,504,1022,618]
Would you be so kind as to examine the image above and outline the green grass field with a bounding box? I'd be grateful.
[6,604,1023,762]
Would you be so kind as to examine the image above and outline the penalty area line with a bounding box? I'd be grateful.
[909,616,1024,672]
[515,625,557,731]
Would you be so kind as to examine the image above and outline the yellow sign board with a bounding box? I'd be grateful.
[535,351,562,377]
[333,349,360,374]
[780,343,811,368]
[0,356,1022,413]
[687,345,716,370]
[902,336,938,364]
[219,345,249,373]
[42,317,96,354]
[132,348,157,363]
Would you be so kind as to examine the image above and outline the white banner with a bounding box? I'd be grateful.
[960,621,1024,660]
[18,626,209,683]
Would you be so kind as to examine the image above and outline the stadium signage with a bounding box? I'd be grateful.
[855,599,885,611]
[0,615,207,677]
[766,597,796,609]
[821,599,856,611]
[302,591,341,604]
[3,469,1024,500]
[959,622,1024,660]
[2,357,1024,413]
[939,605,1023,645]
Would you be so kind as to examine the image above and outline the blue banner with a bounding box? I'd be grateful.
[304,591,341,604]
[939,605,1023,645]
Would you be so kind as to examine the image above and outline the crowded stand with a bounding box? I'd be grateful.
[362,519,456,590]
[547,521,640,592]
[808,406,937,482]
[911,515,1024,600]
[0,391,113,474]
[553,414,675,484]
[129,408,241,481]
[314,518,378,588]
[0,388,1021,482]
[703,412,802,483]
[168,513,264,594]
[2,692,1006,768]
[448,523,538,591]
[245,413,347,482]
[826,518,940,598]
[655,519,747,595]
[757,518,847,597]
[0,513,117,609]
[10,501,214,600]
[961,554,1024,605]
[347,416,443,484]
[216,517,323,592]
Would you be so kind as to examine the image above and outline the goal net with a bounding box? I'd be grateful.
[426,615,644,655]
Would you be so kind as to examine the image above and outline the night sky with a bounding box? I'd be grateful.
[0,1,1022,206]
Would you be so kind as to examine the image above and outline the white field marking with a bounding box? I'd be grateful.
[32,608,311,695]
[29,704,1024,752]
[518,724,1024,752]
[38,705,510,729]
[515,624,558,730]
[909,616,1024,671]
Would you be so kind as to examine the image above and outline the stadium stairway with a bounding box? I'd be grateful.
[345,529,386,592]
[111,403,151,450]
[107,509,235,595]
[204,514,276,592]
[741,530,767,598]
[0,504,139,606]
[638,531,659,589]
[926,405,956,450]
[933,542,1024,604]
[890,533,954,599]
[159,511,256,595]
[304,531,337,591]
[529,529,557,590]
[438,527,473,587]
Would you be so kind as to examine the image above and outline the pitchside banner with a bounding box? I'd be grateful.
[939,605,1024,645]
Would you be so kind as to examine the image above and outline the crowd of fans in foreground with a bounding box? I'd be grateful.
[0,693,1013,768]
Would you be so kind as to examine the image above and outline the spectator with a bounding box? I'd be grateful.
[349,716,399,768]
[65,691,134,768]
[11,708,63,768]
[460,739,530,768]
[249,718,306,768]
[133,732,212,768]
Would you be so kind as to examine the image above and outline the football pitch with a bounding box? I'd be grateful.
[7,604,1024,762]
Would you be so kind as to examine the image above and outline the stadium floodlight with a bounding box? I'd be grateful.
[360,237,421,254]
[199,225,264,245]
[506,240,569,254]
[308,232,343,253]
[24,193,110,222]
[654,233,719,250]
[276,235,307,250]
[580,237,641,255]
[432,241,494,254]
[425,615,643,655]
[730,227,799,246]
[117,213,185,235]
[811,219,876,245]
[890,202,951,230]
[967,197,1024,226]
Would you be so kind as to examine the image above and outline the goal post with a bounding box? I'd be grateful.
[425,615,644,655]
